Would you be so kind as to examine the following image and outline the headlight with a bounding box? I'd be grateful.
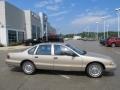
[109,61,115,65]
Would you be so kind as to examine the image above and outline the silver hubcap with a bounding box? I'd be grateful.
[89,64,102,77]
[23,62,34,74]
[112,44,115,47]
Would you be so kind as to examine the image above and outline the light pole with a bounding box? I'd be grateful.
[101,17,106,39]
[106,24,109,38]
[87,26,90,37]
[0,22,1,44]
[96,22,99,40]
[46,22,48,41]
[115,8,120,37]
[45,15,48,41]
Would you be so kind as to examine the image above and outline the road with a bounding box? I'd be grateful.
[0,40,120,90]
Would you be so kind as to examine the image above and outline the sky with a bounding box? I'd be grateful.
[6,0,120,34]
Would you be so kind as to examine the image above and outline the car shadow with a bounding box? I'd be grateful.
[103,71,115,76]
[10,67,115,77]
[36,69,86,76]
[10,67,22,72]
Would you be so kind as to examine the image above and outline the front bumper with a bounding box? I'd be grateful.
[105,64,117,71]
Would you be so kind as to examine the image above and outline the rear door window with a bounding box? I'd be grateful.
[36,45,51,55]
[28,46,37,55]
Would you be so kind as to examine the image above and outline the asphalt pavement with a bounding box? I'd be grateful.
[0,40,120,90]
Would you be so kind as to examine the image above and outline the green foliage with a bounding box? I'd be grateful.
[64,33,74,38]
[64,31,118,39]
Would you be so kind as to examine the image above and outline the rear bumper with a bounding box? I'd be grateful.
[5,59,20,67]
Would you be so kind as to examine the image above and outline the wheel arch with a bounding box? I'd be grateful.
[111,42,116,45]
[85,61,105,71]
[20,59,35,68]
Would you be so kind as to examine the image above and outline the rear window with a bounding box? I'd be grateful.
[28,46,37,55]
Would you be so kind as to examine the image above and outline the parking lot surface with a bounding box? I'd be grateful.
[0,40,120,90]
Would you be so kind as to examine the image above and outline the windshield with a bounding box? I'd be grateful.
[66,44,86,55]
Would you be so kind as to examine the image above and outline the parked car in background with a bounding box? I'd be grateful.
[105,37,120,47]
[44,35,64,42]
[24,38,43,46]
[99,38,106,45]
[73,36,81,40]
[24,35,64,46]
[6,43,116,78]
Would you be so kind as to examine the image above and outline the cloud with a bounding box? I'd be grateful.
[49,11,68,17]
[69,9,118,33]
[72,16,102,26]
[105,17,117,30]
[46,5,59,11]
[54,0,63,3]
[35,0,63,11]
[71,10,112,27]
[35,1,49,8]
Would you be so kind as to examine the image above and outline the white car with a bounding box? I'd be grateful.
[6,43,116,78]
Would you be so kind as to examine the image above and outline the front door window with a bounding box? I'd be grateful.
[54,45,77,56]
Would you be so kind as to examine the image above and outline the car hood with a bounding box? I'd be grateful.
[85,52,112,60]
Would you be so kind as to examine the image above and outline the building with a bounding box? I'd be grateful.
[47,22,56,36]
[39,12,56,40]
[24,10,41,40]
[0,0,56,46]
[0,0,25,46]
[39,12,48,38]
[0,0,41,46]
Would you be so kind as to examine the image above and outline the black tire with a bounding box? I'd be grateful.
[86,63,103,78]
[22,61,36,75]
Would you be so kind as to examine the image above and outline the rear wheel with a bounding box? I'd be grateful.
[86,63,103,78]
[22,61,35,75]
[111,43,116,48]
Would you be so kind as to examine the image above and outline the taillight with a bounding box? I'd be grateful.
[7,55,10,59]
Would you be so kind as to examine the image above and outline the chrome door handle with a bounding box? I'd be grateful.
[35,56,38,58]
[54,57,58,59]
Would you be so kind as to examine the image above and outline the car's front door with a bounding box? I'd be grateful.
[53,44,83,71]
[116,38,120,46]
[33,44,54,70]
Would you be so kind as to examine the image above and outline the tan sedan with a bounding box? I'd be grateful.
[6,43,116,78]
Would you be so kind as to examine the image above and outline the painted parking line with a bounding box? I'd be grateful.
[54,72,71,79]
[112,49,120,55]
[60,75,71,79]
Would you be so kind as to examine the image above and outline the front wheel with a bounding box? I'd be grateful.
[86,63,103,78]
[22,61,36,75]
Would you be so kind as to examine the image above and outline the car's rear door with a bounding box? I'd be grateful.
[53,44,82,71]
[33,44,54,70]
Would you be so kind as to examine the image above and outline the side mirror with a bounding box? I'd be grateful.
[83,50,87,54]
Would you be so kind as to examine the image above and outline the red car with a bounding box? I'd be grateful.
[105,37,120,47]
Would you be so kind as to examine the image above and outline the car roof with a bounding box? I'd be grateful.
[36,42,67,46]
